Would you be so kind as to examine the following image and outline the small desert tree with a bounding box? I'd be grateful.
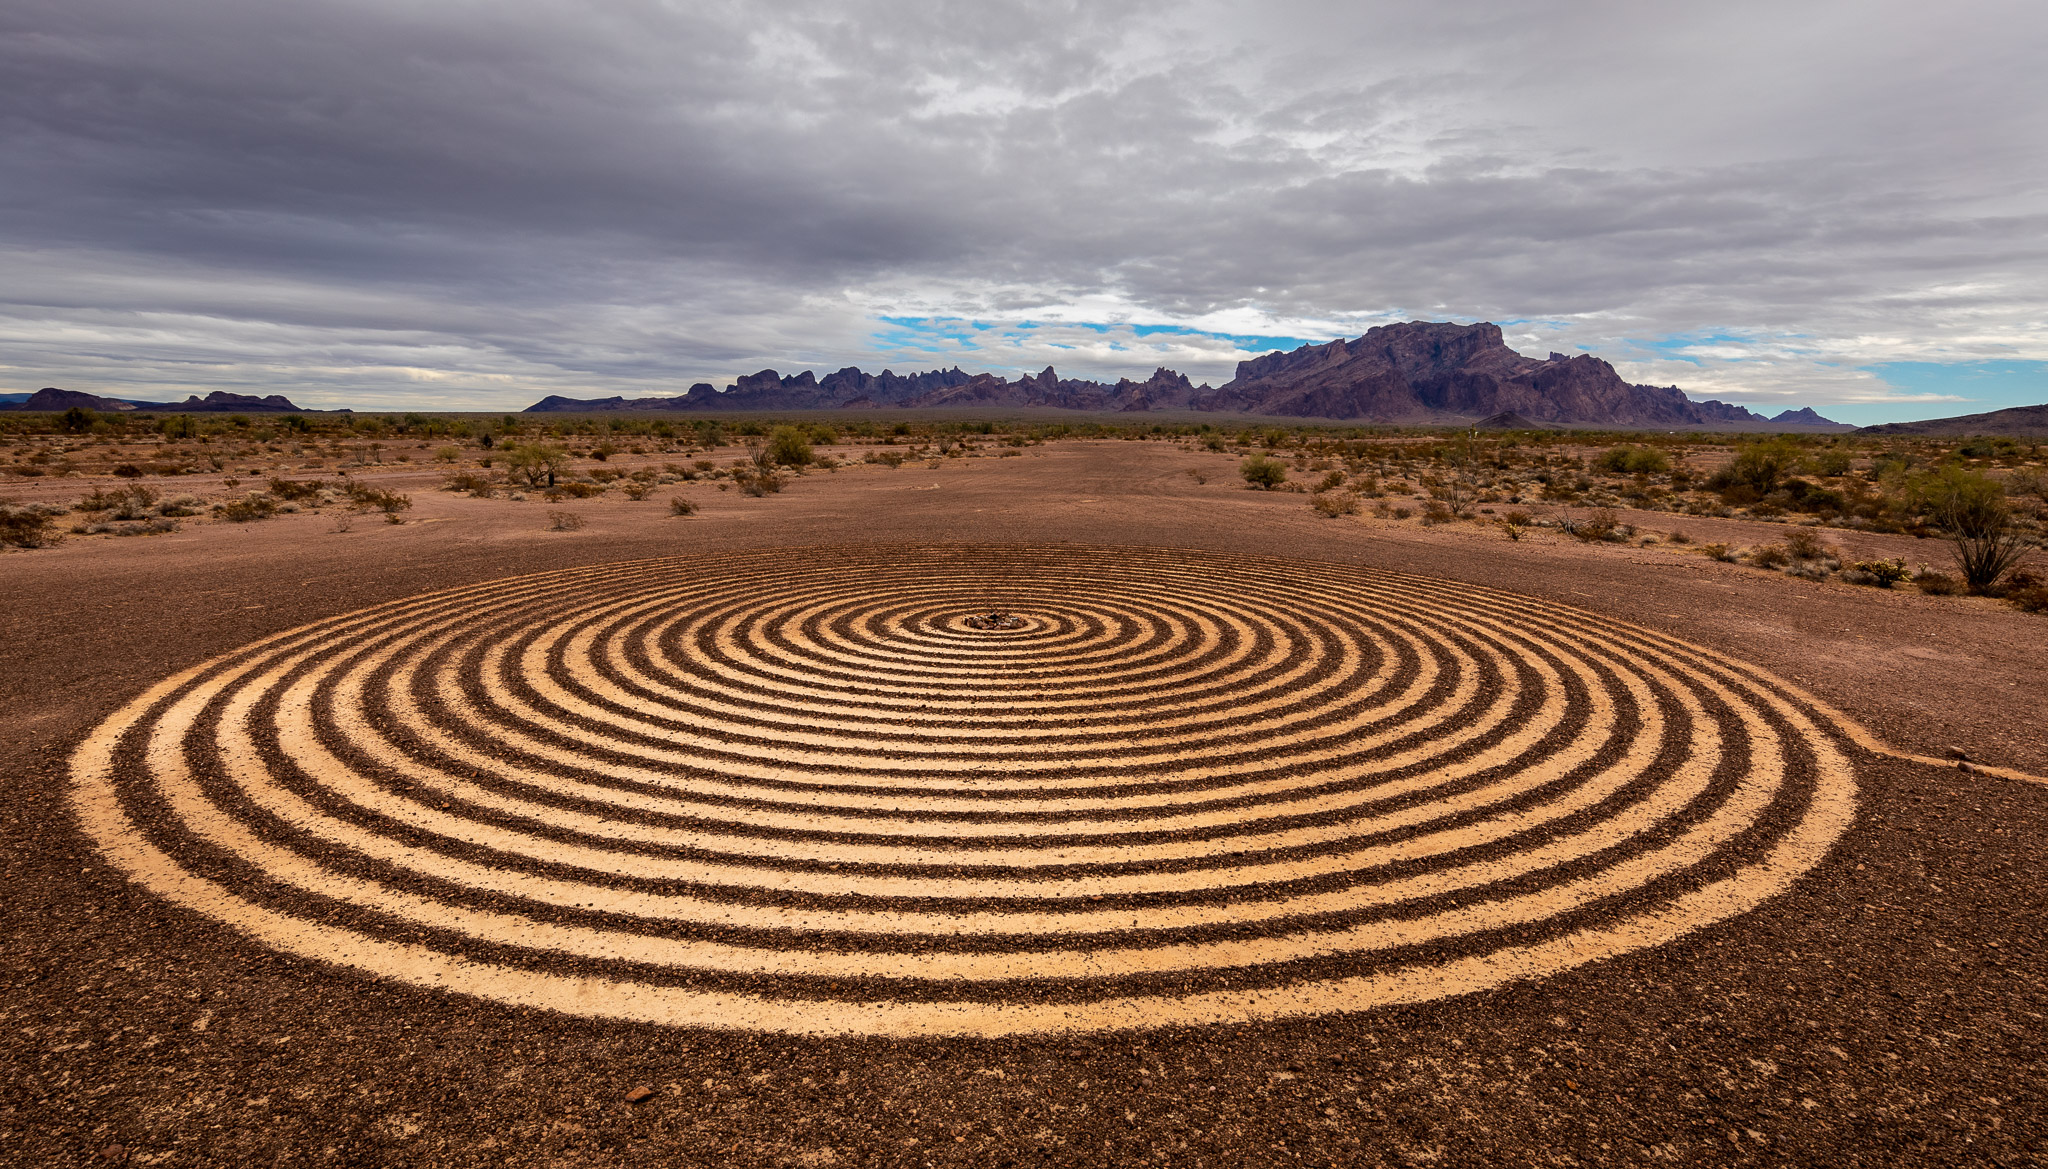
[1918,465,2027,591]
[503,442,570,488]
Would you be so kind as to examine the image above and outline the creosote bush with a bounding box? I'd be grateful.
[546,510,585,531]
[668,496,697,516]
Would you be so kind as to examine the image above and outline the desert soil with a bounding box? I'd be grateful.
[2,441,2044,1167]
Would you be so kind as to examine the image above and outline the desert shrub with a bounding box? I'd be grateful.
[668,496,697,516]
[588,468,620,484]
[111,463,144,478]
[1749,544,1792,569]
[0,506,59,547]
[736,469,782,497]
[1783,527,1829,560]
[1240,455,1288,490]
[434,445,462,463]
[1503,519,1524,541]
[2008,573,2048,613]
[1502,510,1532,527]
[589,441,618,462]
[343,481,413,516]
[767,425,815,467]
[621,482,654,501]
[546,510,585,531]
[1713,441,1796,497]
[89,517,179,537]
[2009,469,2048,505]
[218,494,277,522]
[1596,445,1671,475]
[1568,508,1620,543]
[865,450,906,468]
[547,480,605,499]
[1810,450,1854,477]
[157,494,203,517]
[1699,542,1737,562]
[268,476,324,501]
[1311,491,1359,518]
[1421,500,1454,524]
[1913,569,1963,595]
[1316,470,1347,493]
[441,471,493,493]
[1665,530,1692,545]
[77,486,130,512]
[1848,558,1910,588]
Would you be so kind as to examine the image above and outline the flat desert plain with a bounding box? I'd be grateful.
[3,439,2044,1167]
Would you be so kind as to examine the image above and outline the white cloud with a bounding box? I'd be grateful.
[1,0,2044,417]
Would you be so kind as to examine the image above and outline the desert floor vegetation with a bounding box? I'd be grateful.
[2,408,2041,609]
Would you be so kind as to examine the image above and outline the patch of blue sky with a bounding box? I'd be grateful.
[1127,324,1322,352]
[1627,331,1784,365]
[874,316,986,345]
[1861,360,2048,417]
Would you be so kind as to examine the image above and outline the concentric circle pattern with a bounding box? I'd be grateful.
[73,545,1857,1037]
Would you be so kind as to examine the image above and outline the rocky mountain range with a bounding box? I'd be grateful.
[527,321,1844,428]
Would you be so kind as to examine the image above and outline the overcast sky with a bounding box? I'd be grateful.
[4,0,2045,421]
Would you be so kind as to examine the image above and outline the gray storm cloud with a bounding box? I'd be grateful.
[2,0,2044,411]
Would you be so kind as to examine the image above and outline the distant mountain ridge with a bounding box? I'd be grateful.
[0,387,318,413]
[527,321,1844,429]
[1856,403,2048,437]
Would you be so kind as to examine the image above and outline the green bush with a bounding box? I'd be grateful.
[767,425,815,467]
[1596,445,1671,474]
[1240,455,1288,490]
[1713,441,1796,496]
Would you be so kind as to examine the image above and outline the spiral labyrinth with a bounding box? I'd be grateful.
[72,545,1857,1037]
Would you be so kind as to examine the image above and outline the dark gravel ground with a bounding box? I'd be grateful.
[3,442,2044,1167]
